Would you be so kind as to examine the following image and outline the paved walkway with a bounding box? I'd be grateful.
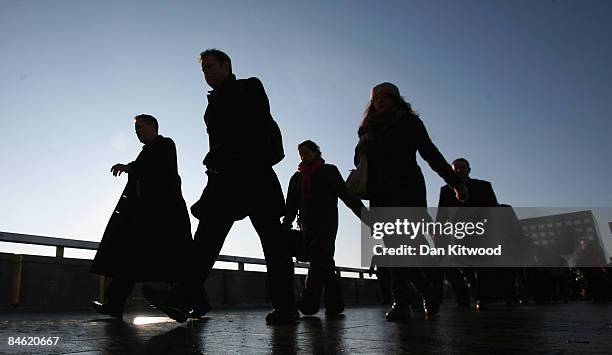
[1,303,611,354]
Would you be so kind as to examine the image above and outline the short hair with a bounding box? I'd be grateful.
[452,157,470,169]
[134,114,159,131]
[298,140,322,157]
[199,48,232,73]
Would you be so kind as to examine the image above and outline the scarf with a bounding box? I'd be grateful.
[297,157,325,207]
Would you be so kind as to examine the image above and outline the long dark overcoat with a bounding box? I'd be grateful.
[90,135,192,281]
[283,164,363,257]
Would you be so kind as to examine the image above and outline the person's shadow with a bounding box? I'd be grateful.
[270,321,299,354]
[95,318,209,354]
[300,315,346,353]
[143,320,208,354]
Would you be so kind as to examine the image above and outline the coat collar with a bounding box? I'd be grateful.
[207,74,237,96]
[143,134,162,149]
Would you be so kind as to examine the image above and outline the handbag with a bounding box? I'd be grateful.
[346,154,368,199]
[287,228,308,262]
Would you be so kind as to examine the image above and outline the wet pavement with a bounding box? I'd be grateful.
[1,303,611,354]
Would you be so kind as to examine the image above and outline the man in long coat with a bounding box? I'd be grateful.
[142,49,297,324]
[90,114,192,319]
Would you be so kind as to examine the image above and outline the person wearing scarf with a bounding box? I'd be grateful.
[297,154,325,208]
[283,140,365,316]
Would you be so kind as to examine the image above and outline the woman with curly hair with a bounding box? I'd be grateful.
[355,82,467,321]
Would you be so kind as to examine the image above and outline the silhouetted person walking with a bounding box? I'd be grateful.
[90,114,192,320]
[282,140,364,316]
[355,82,467,321]
[142,49,297,324]
[435,157,499,309]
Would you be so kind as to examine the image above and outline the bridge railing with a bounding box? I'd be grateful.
[0,231,370,277]
[0,231,379,308]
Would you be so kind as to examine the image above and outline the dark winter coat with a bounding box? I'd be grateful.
[438,178,498,209]
[91,135,192,281]
[283,164,364,257]
[355,112,460,207]
[191,74,285,221]
[435,178,499,252]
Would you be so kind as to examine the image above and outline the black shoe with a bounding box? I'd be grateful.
[297,300,319,316]
[189,302,212,319]
[89,300,123,320]
[475,301,488,311]
[385,303,411,321]
[324,303,345,316]
[324,308,344,317]
[141,285,189,323]
[265,309,300,325]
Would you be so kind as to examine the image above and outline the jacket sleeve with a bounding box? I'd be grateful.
[484,181,499,206]
[413,118,461,188]
[353,143,361,167]
[246,77,278,166]
[247,77,273,141]
[248,77,272,120]
[436,186,452,221]
[282,173,300,229]
[329,165,365,219]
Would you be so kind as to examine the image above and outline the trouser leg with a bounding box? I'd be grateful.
[250,213,296,310]
[426,268,444,304]
[301,249,328,313]
[178,216,234,306]
[476,267,498,305]
[390,267,413,305]
[323,265,344,312]
[376,267,392,304]
[445,267,471,306]
[106,278,135,309]
[409,267,436,303]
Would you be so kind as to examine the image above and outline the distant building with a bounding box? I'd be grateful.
[519,210,605,266]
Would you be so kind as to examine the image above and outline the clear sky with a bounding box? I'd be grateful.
[1,0,611,266]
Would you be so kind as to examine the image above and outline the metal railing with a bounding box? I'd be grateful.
[0,231,369,277]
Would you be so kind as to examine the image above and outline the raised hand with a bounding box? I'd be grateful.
[110,163,129,177]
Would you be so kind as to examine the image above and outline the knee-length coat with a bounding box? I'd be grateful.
[91,135,192,281]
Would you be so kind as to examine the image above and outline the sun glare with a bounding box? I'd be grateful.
[133,316,173,325]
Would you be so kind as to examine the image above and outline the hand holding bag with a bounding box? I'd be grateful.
[287,228,308,262]
[346,154,368,199]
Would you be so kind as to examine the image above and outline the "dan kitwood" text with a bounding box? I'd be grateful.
[373,244,502,256]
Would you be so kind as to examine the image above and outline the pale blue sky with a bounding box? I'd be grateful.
[1,0,611,266]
